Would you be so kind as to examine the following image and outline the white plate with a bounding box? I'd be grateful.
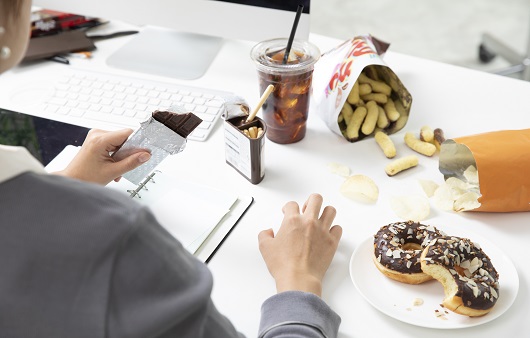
[349,228,519,329]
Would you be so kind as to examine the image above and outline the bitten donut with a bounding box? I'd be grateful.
[420,236,500,317]
[373,221,446,284]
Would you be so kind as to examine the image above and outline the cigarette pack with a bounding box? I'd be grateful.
[224,116,266,185]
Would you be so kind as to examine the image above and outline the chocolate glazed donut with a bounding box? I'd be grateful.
[373,221,446,284]
[420,236,500,317]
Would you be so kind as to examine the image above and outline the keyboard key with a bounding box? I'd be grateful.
[111,108,125,116]
[205,107,220,115]
[135,103,147,111]
[182,96,194,103]
[196,112,215,122]
[206,99,223,107]
[159,92,171,100]
[148,98,161,106]
[124,87,136,94]
[193,97,206,105]
[70,108,84,117]
[57,107,70,115]
[125,95,138,102]
[137,97,149,104]
[44,105,59,114]
[66,100,79,108]
[90,104,102,111]
[196,121,211,130]
[112,100,124,107]
[194,106,207,114]
[50,97,67,105]
[124,102,135,109]
[191,129,206,139]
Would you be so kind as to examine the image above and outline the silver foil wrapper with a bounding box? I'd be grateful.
[221,95,250,120]
[113,116,187,184]
[439,139,477,180]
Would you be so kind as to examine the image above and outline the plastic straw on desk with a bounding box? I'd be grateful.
[246,84,274,123]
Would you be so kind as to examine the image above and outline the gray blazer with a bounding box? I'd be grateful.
[0,172,340,338]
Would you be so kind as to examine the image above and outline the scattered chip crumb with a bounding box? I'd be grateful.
[434,309,448,320]
[327,162,351,177]
[412,298,424,306]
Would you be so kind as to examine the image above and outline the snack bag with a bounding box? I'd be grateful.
[439,129,530,212]
[311,35,412,142]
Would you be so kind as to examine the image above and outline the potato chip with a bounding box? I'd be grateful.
[445,176,469,190]
[340,174,379,203]
[432,184,454,211]
[418,179,439,197]
[463,165,479,185]
[432,176,482,212]
[453,191,481,212]
[328,162,351,177]
[390,195,430,221]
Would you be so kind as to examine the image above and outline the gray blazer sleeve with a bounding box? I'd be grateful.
[106,207,244,338]
[106,207,340,338]
[259,291,341,338]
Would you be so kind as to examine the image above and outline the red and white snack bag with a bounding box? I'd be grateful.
[311,35,412,141]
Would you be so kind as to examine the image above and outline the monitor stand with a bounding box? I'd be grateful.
[106,26,224,80]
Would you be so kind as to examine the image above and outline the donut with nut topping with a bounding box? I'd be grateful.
[373,221,446,284]
[420,236,500,317]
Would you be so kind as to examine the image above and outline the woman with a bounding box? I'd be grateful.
[0,1,342,337]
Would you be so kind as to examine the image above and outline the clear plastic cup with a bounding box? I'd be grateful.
[250,38,320,144]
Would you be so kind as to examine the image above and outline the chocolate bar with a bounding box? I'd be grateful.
[152,110,202,138]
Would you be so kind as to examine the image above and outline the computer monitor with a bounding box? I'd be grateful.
[33,0,311,80]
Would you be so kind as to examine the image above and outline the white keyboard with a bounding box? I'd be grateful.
[41,69,232,141]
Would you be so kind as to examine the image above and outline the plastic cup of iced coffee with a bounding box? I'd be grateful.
[250,38,320,144]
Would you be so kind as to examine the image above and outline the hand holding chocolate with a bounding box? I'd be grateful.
[112,107,202,184]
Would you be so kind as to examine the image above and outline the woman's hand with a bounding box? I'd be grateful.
[54,129,151,185]
[258,193,342,297]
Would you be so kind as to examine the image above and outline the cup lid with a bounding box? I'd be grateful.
[250,38,321,75]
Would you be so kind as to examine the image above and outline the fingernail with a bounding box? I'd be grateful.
[138,153,151,163]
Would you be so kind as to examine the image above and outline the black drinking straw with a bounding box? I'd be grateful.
[282,4,304,64]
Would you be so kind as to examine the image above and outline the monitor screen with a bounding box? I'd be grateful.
[33,0,312,80]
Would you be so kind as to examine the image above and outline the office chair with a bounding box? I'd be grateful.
[478,15,530,81]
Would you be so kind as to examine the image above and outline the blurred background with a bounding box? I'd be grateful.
[310,0,528,78]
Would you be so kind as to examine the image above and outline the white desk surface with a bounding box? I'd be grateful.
[1,22,529,338]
